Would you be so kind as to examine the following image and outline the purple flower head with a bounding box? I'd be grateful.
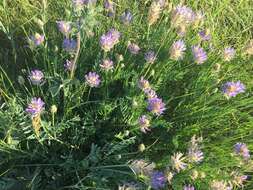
[29,69,44,85]
[120,9,133,25]
[169,40,186,61]
[184,185,195,190]
[224,47,236,61]
[222,81,245,97]
[144,50,156,64]
[57,21,71,36]
[188,149,204,163]
[73,0,96,7]
[128,42,141,55]
[234,143,250,159]
[171,152,187,172]
[147,97,166,116]
[85,72,101,87]
[26,97,45,117]
[100,59,114,71]
[64,59,75,72]
[192,45,207,64]
[63,38,77,52]
[171,5,195,28]
[198,29,211,41]
[138,77,151,91]
[144,89,158,99]
[151,171,166,190]
[104,0,115,17]
[138,115,151,133]
[100,29,120,52]
[30,33,44,46]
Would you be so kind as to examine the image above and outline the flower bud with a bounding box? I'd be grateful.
[50,105,57,114]
[138,143,146,152]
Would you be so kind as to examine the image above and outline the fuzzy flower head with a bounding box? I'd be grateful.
[234,143,250,160]
[138,115,151,133]
[130,159,155,176]
[243,39,253,56]
[184,185,195,190]
[144,50,157,64]
[222,81,245,98]
[73,0,96,7]
[144,89,158,99]
[148,1,162,25]
[29,69,44,85]
[188,149,204,163]
[171,5,195,28]
[231,171,248,187]
[30,33,44,46]
[128,42,140,55]
[121,9,133,25]
[63,38,77,52]
[64,59,75,72]
[169,40,186,61]
[151,171,166,190]
[192,45,207,64]
[26,97,45,117]
[104,0,115,17]
[210,180,232,190]
[100,59,114,71]
[138,77,151,91]
[100,29,120,52]
[223,47,235,61]
[147,97,166,116]
[57,21,71,36]
[85,72,101,87]
[171,152,187,172]
[198,29,211,41]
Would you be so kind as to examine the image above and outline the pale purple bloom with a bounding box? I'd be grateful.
[188,149,204,163]
[138,115,151,133]
[222,81,245,97]
[29,69,44,85]
[224,47,235,61]
[231,171,248,187]
[63,38,77,52]
[30,33,44,46]
[100,29,120,52]
[138,77,151,91]
[73,0,96,7]
[104,0,115,17]
[85,72,101,87]
[192,45,207,64]
[144,89,157,99]
[171,5,195,27]
[184,185,195,190]
[128,42,140,55]
[171,152,187,172]
[100,59,114,71]
[57,21,71,36]
[169,40,186,60]
[64,60,75,71]
[151,171,166,190]
[198,29,211,41]
[26,97,45,117]
[234,143,250,159]
[210,180,232,190]
[120,9,133,25]
[147,97,166,115]
[144,50,156,64]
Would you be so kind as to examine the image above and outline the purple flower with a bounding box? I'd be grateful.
[223,47,235,61]
[30,33,44,46]
[171,152,187,172]
[222,81,245,97]
[198,29,211,41]
[144,50,156,64]
[120,9,133,25]
[100,29,120,52]
[138,77,151,91]
[144,89,157,99]
[85,72,101,87]
[29,69,44,85]
[188,149,204,163]
[73,0,96,7]
[192,45,207,64]
[151,171,166,190]
[128,42,140,55]
[63,38,77,52]
[57,21,71,36]
[26,97,45,117]
[104,0,115,17]
[171,5,195,28]
[138,115,151,133]
[234,143,250,159]
[147,97,166,115]
[169,40,186,61]
[64,59,75,72]
[100,59,114,71]
[184,185,195,190]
